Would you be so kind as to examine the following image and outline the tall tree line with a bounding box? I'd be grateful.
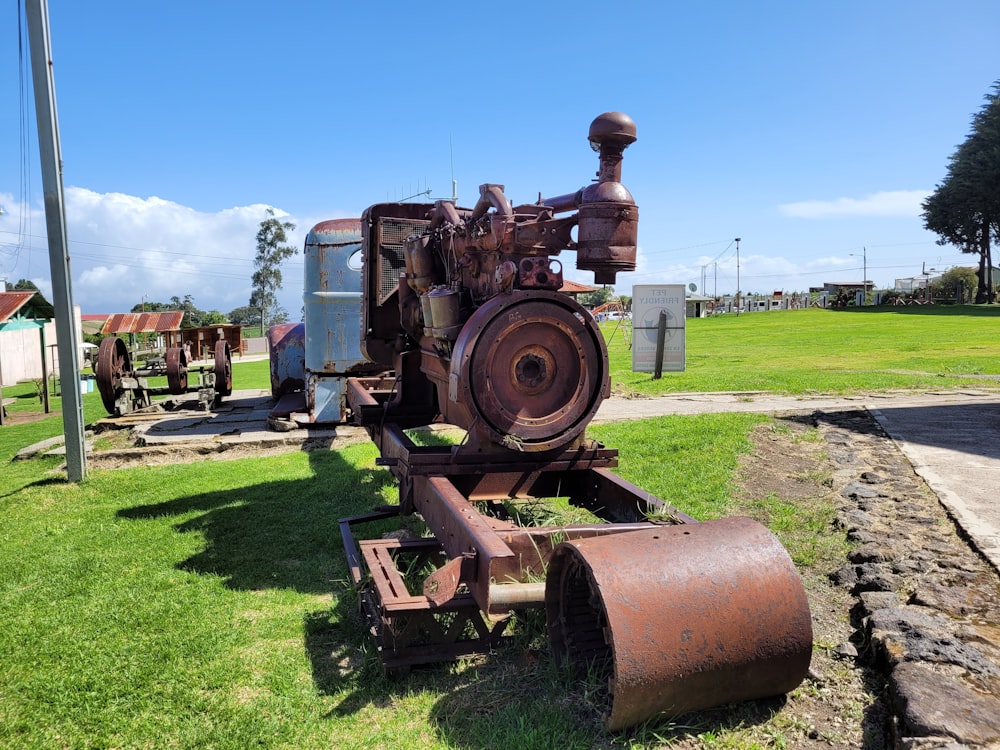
[922,81,1000,303]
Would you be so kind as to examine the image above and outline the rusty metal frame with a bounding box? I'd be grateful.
[340,376,696,666]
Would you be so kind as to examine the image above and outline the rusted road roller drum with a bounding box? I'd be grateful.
[545,517,813,730]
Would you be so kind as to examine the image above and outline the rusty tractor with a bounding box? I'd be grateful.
[95,336,233,416]
[286,112,812,729]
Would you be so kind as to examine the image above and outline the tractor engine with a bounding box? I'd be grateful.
[360,112,639,452]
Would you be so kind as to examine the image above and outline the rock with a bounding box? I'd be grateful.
[859,590,900,613]
[890,662,1000,745]
[842,481,881,499]
[831,564,859,589]
[849,543,898,564]
[839,508,876,532]
[901,738,973,750]
[833,642,859,659]
[860,470,887,484]
[867,606,1000,676]
[911,581,992,618]
[855,563,900,593]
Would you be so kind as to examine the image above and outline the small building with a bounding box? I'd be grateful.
[685,291,714,318]
[559,280,599,299]
[810,281,871,296]
[0,291,80,385]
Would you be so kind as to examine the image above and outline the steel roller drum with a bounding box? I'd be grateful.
[545,517,813,729]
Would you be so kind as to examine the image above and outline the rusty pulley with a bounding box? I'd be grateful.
[447,290,609,452]
[545,517,813,730]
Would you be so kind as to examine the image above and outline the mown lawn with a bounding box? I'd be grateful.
[605,304,1000,394]
[0,305,997,748]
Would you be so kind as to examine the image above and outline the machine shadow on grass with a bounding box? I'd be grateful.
[116,446,394,595]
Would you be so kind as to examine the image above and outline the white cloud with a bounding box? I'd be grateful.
[778,190,929,219]
[0,188,340,316]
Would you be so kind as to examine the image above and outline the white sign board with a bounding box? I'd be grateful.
[631,284,686,373]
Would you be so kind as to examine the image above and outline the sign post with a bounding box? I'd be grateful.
[631,284,686,374]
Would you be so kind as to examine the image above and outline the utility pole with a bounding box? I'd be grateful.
[862,246,867,302]
[735,237,741,315]
[851,247,867,305]
[26,0,87,481]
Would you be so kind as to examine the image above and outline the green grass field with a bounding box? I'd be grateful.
[0,306,997,748]
[606,304,1000,394]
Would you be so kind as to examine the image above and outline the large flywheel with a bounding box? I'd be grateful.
[96,336,133,414]
[165,347,188,394]
[449,290,609,452]
[213,340,233,402]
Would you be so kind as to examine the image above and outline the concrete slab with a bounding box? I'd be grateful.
[133,390,351,447]
[871,399,1000,573]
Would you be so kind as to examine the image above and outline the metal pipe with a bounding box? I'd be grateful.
[538,191,580,214]
[488,582,546,608]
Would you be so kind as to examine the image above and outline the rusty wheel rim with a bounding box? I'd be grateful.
[95,336,131,414]
[464,294,606,450]
[214,340,232,398]
[165,347,188,394]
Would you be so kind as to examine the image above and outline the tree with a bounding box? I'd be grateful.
[250,208,297,331]
[931,266,978,303]
[579,286,613,308]
[922,82,1000,303]
[130,295,208,328]
[201,310,228,325]
[226,305,257,326]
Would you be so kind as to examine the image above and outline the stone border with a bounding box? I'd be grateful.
[817,409,1000,748]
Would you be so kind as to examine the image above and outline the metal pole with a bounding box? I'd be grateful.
[26,0,87,480]
[735,238,741,316]
[653,310,667,379]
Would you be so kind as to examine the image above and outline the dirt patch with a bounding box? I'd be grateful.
[85,432,366,469]
[2,408,55,426]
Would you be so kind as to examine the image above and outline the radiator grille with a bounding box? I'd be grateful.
[376,218,428,304]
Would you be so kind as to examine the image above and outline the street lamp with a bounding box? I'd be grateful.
[850,247,867,305]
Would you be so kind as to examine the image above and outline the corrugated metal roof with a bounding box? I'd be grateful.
[0,291,39,324]
[101,311,185,334]
[559,280,598,294]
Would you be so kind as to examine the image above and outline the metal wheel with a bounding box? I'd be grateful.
[165,347,188,394]
[96,336,132,414]
[451,291,608,452]
[213,340,232,401]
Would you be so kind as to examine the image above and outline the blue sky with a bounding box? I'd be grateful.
[1,1,998,316]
